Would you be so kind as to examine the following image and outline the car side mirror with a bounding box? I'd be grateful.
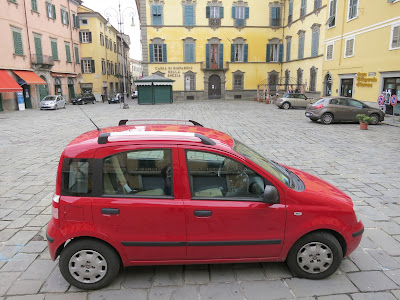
[263,185,279,204]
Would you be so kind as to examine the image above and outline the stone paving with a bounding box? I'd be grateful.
[0,99,399,299]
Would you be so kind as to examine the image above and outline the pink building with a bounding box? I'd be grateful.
[0,0,82,111]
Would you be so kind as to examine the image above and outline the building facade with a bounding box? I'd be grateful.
[137,0,326,100]
[130,58,143,91]
[323,0,400,113]
[0,0,81,111]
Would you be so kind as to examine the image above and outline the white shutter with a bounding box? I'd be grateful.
[326,44,333,60]
[392,25,400,48]
[345,39,354,57]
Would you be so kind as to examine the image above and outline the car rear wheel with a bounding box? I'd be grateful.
[282,102,291,110]
[310,118,318,122]
[92,100,96,104]
[59,239,120,290]
[286,232,343,280]
[321,113,333,125]
[369,113,380,125]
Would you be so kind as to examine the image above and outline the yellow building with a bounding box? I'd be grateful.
[323,0,400,114]
[136,0,328,100]
[78,5,121,101]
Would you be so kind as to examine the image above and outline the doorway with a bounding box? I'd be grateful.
[38,76,48,101]
[208,74,221,99]
[324,74,332,96]
[340,78,353,97]
[383,77,400,115]
[22,85,32,109]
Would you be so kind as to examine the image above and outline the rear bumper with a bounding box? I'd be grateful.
[46,219,65,261]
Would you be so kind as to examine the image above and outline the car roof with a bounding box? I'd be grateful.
[64,123,235,158]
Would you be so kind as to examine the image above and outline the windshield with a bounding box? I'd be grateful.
[233,139,291,187]
[42,96,57,101]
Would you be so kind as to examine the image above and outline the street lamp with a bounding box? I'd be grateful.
[105,1,136,109]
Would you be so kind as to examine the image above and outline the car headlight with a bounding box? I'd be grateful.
[353,206,361,222]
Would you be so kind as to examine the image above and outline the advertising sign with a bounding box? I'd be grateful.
[17,91,25,111]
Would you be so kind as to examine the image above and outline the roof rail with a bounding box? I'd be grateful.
[118,119,203,127]
[97,131,215,145]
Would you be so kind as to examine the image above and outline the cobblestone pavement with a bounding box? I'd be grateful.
[0,99,400,300]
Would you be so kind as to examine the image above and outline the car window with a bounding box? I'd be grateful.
[283,94,292,98]
[298,94,306,99]
[61,159,92,196]
[348,99,363,108]
[330,98,347,106]
[103,149,173,197]
[186,150,265,200]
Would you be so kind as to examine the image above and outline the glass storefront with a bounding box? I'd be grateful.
[383,77,400,115]
[340,78,353,97]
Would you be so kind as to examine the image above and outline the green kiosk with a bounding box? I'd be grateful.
[135,74,174,105]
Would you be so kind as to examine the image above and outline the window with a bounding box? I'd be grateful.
[348,0,358,20]
[233,73,244,90]
[74,44,79,63]
[288,0,293,23]
[300,0,307,17]
[286,37,291,62]
[184,42,195,62]
[12,27,24,56]
[186,150,265,200]
[82,59,94,73]
[207,6,223,26]
[297,69,303,89]
[80,31,92,43]
[103,149,173,197]
[311,25,320,57]
[34,35,43,63]
[314,0,322,10]
[344,37,355,58]
[309,67,317,92]
[184,5,195,26]
[65,43,71,62]
[231,44,248,62]
[61,159,92,196]
[270,6,281,27]
[81,18,88,25]
[266,42,283,62]
[285,69,290,88]
[51,39,58,60]
[206,43,223,69]
[210,6,220,18]
[185,72,196,91]
[105,37,109,49]
[232,6,249,26]
[61,8,69,26]
[150,43,167,63]
[348,99,363,108]
[100,33,104,46]
[390,24,400,49]
[46,2,56,19]
[31,0,38,12]
[115,63,118,75]
[268,71,279,88]
[298,31,305,59]
[102,59,106,74]
[326,43,334,60]
[114,42,116,52]
[327,0,337,28]
[152,5,163,26]
[72,13,79,28]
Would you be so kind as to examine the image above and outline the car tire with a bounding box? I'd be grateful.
[108,101,111,104]
[321,113,333,125]
[369,113,380,125]
[286,232,343,280]
[64,104,66,109]
[282,102,291,110]
[310,118,318,122]
[92,100,96,104]
[59,239,120,290]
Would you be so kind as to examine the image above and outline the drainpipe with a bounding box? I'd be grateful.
[22,0,32,65]
[67,0,76,74]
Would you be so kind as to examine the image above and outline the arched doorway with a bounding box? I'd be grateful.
[324,73,332,96]
[208,74,221,99]
[38,76,48,101]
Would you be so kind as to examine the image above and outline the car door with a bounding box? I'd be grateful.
[329,98,350,121]
[298,94,310,108]
[180,147,286,260]
[347,99,368,121]
[91,145,187,261]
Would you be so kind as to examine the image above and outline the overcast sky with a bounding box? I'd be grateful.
[81,0,142,61]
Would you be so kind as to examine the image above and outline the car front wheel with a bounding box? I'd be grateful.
[321,113,333,125]
[92,100,96,104]
[286,232,343,280]
[59,239,120,290]
[282,102,291,110]
[369,113,380,125]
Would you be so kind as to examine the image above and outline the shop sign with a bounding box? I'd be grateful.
[356,72,377,87]
[155,66,193,78]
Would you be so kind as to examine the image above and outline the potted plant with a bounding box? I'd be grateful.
[356,114,374,130]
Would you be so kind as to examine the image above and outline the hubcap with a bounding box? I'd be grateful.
[296,242,333,274]
[68,250,107,283]
[323,115,332,123]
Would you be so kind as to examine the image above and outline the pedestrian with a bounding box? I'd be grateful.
[101,93,105,103]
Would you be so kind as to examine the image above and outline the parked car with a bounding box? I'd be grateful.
[40,95,66,110]
[71,93,96,105]
[109,93,122,104]
[305,97,385,125]
[47,119,363,290]
[131,91,138,99]
[276,93,314,109]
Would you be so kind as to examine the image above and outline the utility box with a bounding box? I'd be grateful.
[135,75,174,105]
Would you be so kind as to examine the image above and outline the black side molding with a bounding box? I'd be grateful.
[121,241,186,247]
[188,240,282,246]
[352,227,364,238]
[46,232,54,243]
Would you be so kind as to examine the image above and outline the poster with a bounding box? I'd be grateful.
[17,91,25,111]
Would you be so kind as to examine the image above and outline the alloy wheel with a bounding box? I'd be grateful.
[296,242,333,274]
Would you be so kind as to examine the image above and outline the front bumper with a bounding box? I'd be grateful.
[345,222,364,257]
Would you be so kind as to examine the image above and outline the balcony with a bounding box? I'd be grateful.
[209,18,221,26]
[31,54,54,70]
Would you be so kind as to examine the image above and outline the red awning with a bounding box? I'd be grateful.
[13,70,46,85]
[0,70,23,92]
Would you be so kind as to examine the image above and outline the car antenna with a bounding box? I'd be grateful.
[77,105,101,131]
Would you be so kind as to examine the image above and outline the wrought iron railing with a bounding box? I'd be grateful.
[31,54,54,66]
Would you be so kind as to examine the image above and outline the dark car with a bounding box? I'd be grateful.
[109,93,122,104]
[72,93,96,105]
[305,97,385,125]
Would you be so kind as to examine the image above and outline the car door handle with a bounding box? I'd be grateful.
[194,210,212,217]
[101,208,120,215]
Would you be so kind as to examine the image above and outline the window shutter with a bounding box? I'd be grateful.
[312,29,319,57]
[149,44,154,62]
[75,46,79,63]
[66,12,69,25]
[52,4,56,19]
[31,0,37,11]
[276,7,281,26]
[231,44,235,62]
[206,6,210,18]
[189,43,195,62]
[269,7,274,25]
[81,60,84,73]
[299,35,304,59]
[51,41,58,60]
[184,44,190,62]
[152,5,157,15]
[185,5,194,26]
[13,31,23,55]
[345,39,354,56]
[88,32,92,43]
[218,44,223,68]
[232,6,236,18]
[392,26,400,48]
[327,44,333,60]
[289,1,293,17]
[266,44,271,62]
[72,14,76,27]
[162,44,167,62]
[65,44,71,62]
[279,43,283,62]
[244,44,248,62]
[91,60,95,73]
[220,7,224,18]
[245,7,249,19]
[286,41,291,61]
[206,44,210,68]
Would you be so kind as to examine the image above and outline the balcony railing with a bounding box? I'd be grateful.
[209,18,221,26]
[31,54,54,66]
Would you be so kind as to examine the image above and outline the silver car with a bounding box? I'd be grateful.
[276,93,314,109]
[40,95,66,110]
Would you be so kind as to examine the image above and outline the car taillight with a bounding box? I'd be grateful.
[52,193,60,228]
[314,104,324,109]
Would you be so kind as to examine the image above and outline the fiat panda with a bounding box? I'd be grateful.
[47,119,363,290]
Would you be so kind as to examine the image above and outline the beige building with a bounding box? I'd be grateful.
[130,58,143,91]
[0,0,82,111]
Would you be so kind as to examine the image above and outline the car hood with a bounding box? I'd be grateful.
[286,166,353,206]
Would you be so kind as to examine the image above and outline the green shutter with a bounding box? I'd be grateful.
[13,31,24,55]
[31,0,38,12]
[232,6,236,18]
[34,36,43,63]
[279,43,283,62]
[52,4,56,19]
[266,44,271,62]
[220,6,224,18]
[244,44,248,62]
[66,11,69,25]
[218,44,223,68]
[75,46,79,63]
[231,44,235,62]
[206,6,210,18]
[206,44,210,68]
[162,44,167,62]
[65,44,71,62]
[245,7,249,19]
[149,44,154,62]
[51,40,58,60]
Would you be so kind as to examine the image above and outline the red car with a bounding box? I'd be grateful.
[47,119,363,290]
